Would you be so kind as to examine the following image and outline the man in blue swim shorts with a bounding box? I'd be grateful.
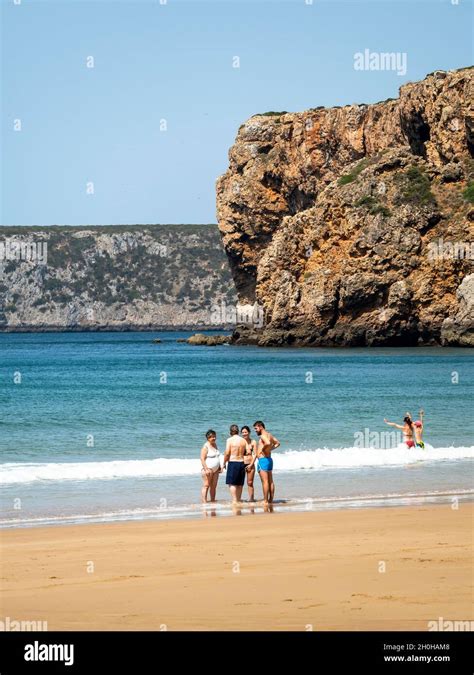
[253,420,280,504]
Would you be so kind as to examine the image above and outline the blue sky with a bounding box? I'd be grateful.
[1,0,472,226]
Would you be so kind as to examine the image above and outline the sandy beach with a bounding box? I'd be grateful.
[1,503,472,631]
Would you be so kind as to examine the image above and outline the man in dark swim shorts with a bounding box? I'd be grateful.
[223,424,247,503]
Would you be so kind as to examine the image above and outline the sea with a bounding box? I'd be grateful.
[0,332,472,528]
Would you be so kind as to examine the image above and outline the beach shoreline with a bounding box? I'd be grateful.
[1,488,473,530]
[1,503,472,631]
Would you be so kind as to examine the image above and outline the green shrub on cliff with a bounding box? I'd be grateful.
[339,174,355,185]
[50,291,73,304]
[43,277,63,291]
[356,195,377,208]
[48,230,95,269]
[47,234,70,268]
[370,204,391,217]
[356,195,391,217]
[339,158,370,185]
[463,181,474,204]
[398,165,435,205]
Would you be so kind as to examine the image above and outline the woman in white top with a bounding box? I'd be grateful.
[200,429,222,503]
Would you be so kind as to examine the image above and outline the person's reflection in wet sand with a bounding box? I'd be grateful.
[203,508,217,518]
[232,502,243,516]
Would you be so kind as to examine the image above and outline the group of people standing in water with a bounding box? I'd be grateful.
[200,411,426,505]
[384,409,425,449]
[200,421,280,504]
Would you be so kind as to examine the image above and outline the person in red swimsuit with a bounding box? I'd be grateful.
[384,413,416,447]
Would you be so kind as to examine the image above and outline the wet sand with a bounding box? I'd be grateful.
[1,503,472,630]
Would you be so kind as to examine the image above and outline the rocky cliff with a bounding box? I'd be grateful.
[217,67,474,346]
[0,225,237,331]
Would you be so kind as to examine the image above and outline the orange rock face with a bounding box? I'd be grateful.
[216,68,474,346]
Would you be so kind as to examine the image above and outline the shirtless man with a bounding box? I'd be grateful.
[223,424,247,503]
[253,420,280,503]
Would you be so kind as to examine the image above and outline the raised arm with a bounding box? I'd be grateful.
[384,419,404,430]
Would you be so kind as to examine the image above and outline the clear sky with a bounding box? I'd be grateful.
[1,0,472,226]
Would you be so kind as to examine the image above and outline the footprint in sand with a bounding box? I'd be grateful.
[377,595,406,601]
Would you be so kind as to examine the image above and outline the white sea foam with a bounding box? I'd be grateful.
[1,445,472,485]
[274,444,473,471]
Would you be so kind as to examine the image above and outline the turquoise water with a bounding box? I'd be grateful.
[0,332,473,527]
